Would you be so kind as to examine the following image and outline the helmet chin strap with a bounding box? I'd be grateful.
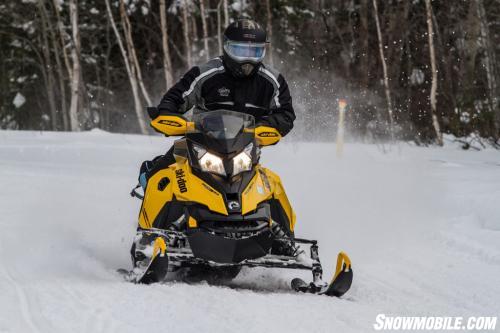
[241,63,255,76]
[223,52,261,78]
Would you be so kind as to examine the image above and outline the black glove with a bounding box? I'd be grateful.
[147,107,160,120]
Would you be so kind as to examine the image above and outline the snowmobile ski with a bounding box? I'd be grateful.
[119,236,169,284]
[291,252,352,297]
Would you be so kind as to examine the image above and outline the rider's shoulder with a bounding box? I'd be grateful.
[197,57,225,74]
[258,63,283,84]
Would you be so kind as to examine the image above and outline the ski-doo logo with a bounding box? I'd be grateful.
[228,201,240,210]
[175,169,188,193]
[258,132,279,137]
[158,119,182,127]
[218,87,230,97]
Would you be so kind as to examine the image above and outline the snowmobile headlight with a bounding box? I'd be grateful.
[199,151,226,177]
[232,143,253,176]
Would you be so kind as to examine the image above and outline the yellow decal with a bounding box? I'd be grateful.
[259,132,278,137]
[157,119,182,127]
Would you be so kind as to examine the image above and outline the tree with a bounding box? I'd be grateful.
[199,0,210,62]
[68,0,81,131]
[265,0,274,67]
[159,0,173,89]
[425,0,443,145]
[105,0,148,134]
[181,0,192,68]
[372,0,395,140]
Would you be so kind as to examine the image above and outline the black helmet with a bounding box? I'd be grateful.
[223,19,267,78]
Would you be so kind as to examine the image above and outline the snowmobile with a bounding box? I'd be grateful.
[125,109,353,297]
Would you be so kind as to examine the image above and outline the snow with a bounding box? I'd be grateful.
[12,93,26,108]
[0,130,499,332]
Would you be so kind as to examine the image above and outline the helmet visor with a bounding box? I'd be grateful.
[224,41,266,63]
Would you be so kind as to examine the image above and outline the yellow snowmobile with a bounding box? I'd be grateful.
[126,109,352,297]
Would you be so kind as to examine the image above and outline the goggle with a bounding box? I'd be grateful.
[224,41,266,63]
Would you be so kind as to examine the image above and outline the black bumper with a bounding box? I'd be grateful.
[187,229,273,263]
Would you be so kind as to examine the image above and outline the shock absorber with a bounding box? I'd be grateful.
[310,243,324,287]
[270,221,303,257]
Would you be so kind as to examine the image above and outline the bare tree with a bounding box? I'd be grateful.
[104,0,148,134]
[200,0,210,61]
[52,0,72,84]
[359,0,370,89]
[68,0,81,131]
[37,0,58,130]
[265,0,274,67]
[476,0,499,137]
[217,0,223,54]
[51,0,73,131]
[181,0,192,68]
[223,0,229,27]
[372,0,394,140]
[46,0,69,131]
[425,0,443,145]
[119,0,152,106]
[160,0,174,89]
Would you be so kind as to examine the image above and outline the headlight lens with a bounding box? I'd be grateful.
[194,143,253,177]
[199,152,226,176]
[232,143,253,176]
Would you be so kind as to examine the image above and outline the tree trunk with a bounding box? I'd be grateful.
[223,0,229,27]
[359,0,369,89]
[264,0,274,66]
[200,0,210,61]
[69,0,81,131]
[52,0,72,83]
[476,0,499,137]
[425,0,443,145]
[217,0,223,54]
[105,0,148,134]
[159,0,174,89]
[103,17,113,130]
[119,0,152,106]
[431,10,457,128]
[181,0,192,68]
[52,0,72,131]
[47,1,69,131]
[372,0,394,140]
[37,0,58,131]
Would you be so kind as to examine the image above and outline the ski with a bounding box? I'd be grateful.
[291,252,353,297]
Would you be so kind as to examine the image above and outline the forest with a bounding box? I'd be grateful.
[1,0,499,145]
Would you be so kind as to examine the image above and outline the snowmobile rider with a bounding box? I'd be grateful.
[139,19,296,186]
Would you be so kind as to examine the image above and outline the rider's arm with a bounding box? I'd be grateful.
[156,66,201,117]
[260,74,296,137]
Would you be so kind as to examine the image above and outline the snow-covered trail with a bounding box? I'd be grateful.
[0,130,499,333]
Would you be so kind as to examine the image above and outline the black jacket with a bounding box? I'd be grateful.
[157,57,295,136]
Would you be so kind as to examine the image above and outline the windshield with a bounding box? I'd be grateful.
[190,110,255,140]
